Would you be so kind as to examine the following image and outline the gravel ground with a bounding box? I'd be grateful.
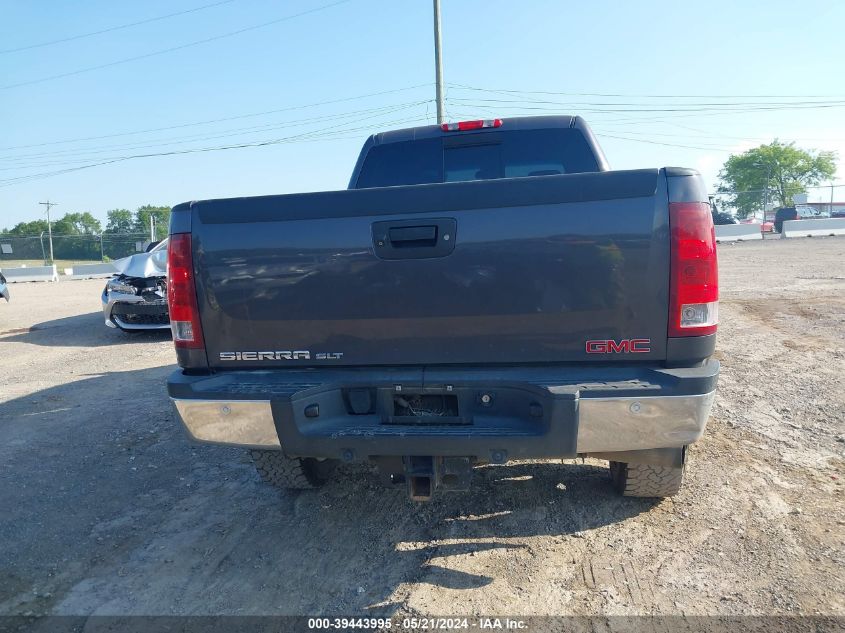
[0,237,843,625]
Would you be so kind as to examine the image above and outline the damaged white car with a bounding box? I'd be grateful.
[0,272,9,302]
[101,239,169,332]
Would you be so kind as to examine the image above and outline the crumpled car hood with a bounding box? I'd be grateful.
[112,246,167,278]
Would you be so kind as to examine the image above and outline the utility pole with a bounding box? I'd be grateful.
[150,215,155,243]
[762,165,770,222]
[432,0,445,124]
[831,183,835,216]
[39,200,57,263]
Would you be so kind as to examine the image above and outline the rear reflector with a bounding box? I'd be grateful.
[668,202,719,337]
[441,118,503,132]
[167,233,204,349]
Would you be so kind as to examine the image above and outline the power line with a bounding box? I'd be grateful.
[591,126,845,144]
[451,94,845,108]
[11,100,827,178]
[586,108,845,123]
[446,96,845,114]
[1,132,377,174]
[593,133,733,152]
[0,84,431,151]
[447,107,837,176]
[0,121,419,187]
[0,0,237,55]
[450,100,845,125]
[446,110,770,150]
[1,0,353,90]
[445,83,845,125]
[661,121,845,144]
[0,111,430,187]
[447,82,845,100]
[0,100,430,164]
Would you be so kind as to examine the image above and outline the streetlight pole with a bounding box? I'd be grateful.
[831,183,835,216]
[432,0,445,124]
[39,200,57,263]
[753,164,771,223]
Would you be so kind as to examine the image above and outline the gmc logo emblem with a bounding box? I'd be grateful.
[585,338,651,354]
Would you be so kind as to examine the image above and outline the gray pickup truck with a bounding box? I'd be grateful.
[166,116,719,500]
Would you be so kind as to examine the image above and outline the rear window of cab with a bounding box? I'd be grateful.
[355,129,600,189]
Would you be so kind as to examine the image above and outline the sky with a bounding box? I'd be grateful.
[2,0,845,229]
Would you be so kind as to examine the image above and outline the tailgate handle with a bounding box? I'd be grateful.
[372,218,457,260]
[389,225,437,247]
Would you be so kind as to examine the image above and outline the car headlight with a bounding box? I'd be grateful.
[106,279,137,295]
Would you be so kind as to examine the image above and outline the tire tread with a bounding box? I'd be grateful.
[610,461,684,498]
[250,450,325,490]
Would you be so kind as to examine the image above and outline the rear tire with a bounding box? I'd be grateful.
[250,450,336,490]
[609,460,684,498]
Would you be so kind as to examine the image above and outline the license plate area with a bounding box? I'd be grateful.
[387,393,465,426]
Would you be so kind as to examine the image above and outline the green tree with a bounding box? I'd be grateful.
[717,141,837,218]
[45,212,102,260]
[104,208,134,234]
[53,211,101,235]
[133,205,171,241]
[4,219,48,235]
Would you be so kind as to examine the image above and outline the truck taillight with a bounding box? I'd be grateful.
[668,202,718,337]
[440,119,503,132]
[167,233,204,349]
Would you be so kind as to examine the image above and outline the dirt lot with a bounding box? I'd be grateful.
[1,237,843,623]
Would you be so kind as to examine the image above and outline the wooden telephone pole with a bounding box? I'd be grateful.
[39,200,58,263]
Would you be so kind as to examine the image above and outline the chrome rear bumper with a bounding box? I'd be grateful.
[174,399,280,448]
[576,391,715,452]
[171,390,716,454]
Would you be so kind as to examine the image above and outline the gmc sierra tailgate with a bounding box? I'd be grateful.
[189,169,670,368]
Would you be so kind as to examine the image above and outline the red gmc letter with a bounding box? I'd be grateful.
[607,340,630,354]
[630,338,651,353]
[585,340,607,354]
